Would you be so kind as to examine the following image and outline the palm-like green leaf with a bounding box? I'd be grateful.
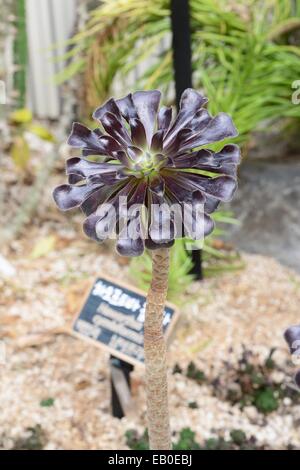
[60,0,300,143]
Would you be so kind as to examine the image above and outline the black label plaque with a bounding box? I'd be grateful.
[72,276,178,365]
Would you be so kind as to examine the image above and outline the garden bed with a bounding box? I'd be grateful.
[1,211,300,449]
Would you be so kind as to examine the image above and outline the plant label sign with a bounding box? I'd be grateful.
[71,276,179,366]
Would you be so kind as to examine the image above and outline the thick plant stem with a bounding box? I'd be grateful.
[144,248,171,450]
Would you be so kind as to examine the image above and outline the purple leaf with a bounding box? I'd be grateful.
[145,237,175,250]
[66,157,117,177]
[215,144,241,164]
[174,172,237,202]
[163,174,200,204]
[83,206,117,242]
[295,370,300,388]
[149,192,175,243]
[116,219,145,257]
[100,111,131,146]
[115,150,132,168]
[93,97,122,122]
[164,89,208,147]
[179,112,238,151]
[129,118,147,148]
[149,175,165,196]
[204,195,220,214]
[116,93,138,121]
[80,185,113,216]
[189,108,212,132]
[67,122,102,150]
[132,90,161,146]
[157,106,172,132]
[127,146,143,161]
[284,325,300,353]
[68,174,85,184]
[151,129,164,152]
[53,183,101,211]
[170,149,238,176]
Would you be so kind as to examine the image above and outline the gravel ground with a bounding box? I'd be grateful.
[0,156,300,450]
[1,213,300,449]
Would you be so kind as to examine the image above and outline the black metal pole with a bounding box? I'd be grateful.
[171,0,192,105]
[170,0,203,280]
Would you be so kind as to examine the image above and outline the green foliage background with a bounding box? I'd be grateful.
[61,0,300,144]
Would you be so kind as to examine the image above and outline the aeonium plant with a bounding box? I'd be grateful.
[284,325,300,388]
[53,88,240,450]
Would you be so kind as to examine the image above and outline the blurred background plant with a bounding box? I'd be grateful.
[173,346,300,415]
[60,0,300,144]
[0,1,66,246]
[1,106,57,244]
[0,0,57,245]
[8,108,55,177]
[13,0,27,108]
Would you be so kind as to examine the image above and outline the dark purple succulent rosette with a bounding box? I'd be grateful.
[53,89,240,256]
[284,325,300,388]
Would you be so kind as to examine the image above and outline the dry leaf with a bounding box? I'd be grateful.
[10,136,30,170]
[30,235,56,259]
[0,329,17,339]
[75,380,91,391]
[10,108,32,124]
[0,315,21,326]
